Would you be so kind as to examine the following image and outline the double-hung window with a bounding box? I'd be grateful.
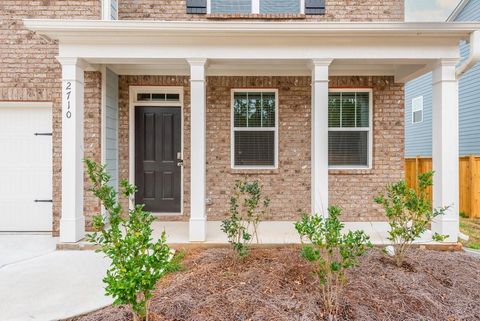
[211,0,302,14]
[231,90,278,168]
[328,89,372,169]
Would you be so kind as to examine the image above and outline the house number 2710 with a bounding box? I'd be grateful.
[65,81,72,119]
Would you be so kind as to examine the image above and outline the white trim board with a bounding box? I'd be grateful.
[128,86,185,216]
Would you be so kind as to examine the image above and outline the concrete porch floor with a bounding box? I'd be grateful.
[152,221,437,245]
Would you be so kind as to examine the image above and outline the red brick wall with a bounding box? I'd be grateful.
[0,1,102,234]
[118,75,404,222]
[119,0,404,22]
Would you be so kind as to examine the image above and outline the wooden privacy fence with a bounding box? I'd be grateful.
[405,156,480,218]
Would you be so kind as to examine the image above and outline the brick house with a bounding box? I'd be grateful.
[1,0,478,243]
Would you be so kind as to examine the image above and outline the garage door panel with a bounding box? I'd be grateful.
[0,106,52,232]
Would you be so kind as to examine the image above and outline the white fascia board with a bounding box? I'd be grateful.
[24,19,480,39]
[446,0,469,22]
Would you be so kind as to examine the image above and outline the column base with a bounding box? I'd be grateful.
[431,217,459,242]
[189,217,206,242]
[59,216,86,243]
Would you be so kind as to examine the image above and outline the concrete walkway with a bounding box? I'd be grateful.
[0,235,112,321]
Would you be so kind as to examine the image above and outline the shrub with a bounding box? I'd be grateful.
[374,171,448,267]
[221,179,270,258]
[295,206,371,318]
[85,159,173,321]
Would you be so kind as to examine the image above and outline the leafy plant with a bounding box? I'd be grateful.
[221,179,270,258]
[374,171,449,267]
[85,159,173,321]
[295,206,371,318]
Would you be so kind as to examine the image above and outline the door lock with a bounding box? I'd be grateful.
[177,159,184,167]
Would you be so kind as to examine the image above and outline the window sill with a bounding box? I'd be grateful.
[206,13,306,19]
[329,168,374,175]
[230,168,279,175]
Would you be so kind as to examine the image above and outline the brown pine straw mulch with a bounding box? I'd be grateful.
[69,247,480,321]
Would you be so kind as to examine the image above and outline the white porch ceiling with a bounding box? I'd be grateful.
[105,58,431,83]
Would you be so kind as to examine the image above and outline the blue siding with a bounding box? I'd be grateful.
[211,0,251,13]
[260,0,300,14]
[405,0,480,157]
[405,73,433,157]
[455,0,480,21]
[105,68,119,191]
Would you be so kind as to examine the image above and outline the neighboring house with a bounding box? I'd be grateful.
[0,0,478,244]
[406,0,480,158]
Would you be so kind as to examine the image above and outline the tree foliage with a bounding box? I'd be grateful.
[295,206,371,318]
[85,159,173,321]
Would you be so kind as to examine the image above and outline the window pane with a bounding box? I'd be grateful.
[341,93,356,127]
[262,92,276,127]
[260,0,300,14]
[234,93,248,127]
[413,110,422,123]
[328,93,341,127]
[247,93,262,127]
[234,131,275,166]
[356,92,370,127]
[137,93,150,101]
[151,93,166,101]
[166,93,180,101]
[211,0,251,13]
[329,131,368,167]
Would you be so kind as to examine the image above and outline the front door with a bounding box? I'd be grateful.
[135,107,182,213]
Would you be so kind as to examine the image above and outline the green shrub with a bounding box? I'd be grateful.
[374,171,448,267]
[221,179,270,258]
[85,159,173,321]
[295,206,371,318]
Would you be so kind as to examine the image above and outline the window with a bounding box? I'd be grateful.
[412,96,423,124]
[211,0,302,14]
[231,90,278,168]
[328,90,372,168]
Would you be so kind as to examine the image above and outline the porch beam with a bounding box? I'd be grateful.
[310,59,332,217]
[187,58,208,242]
[57,57,88,242]
[431,59,460,242]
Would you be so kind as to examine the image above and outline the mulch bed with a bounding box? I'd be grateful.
[68,247,480,321]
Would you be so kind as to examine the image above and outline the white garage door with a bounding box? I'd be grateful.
[0,104,52,231]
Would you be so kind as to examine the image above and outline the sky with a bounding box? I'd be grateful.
[405,0,462,21]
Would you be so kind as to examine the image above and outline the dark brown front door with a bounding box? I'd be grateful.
[135,107,182,213]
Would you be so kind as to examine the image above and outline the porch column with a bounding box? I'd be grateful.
[57,57,87,242]
[187,58,207,242]
[431,59,460,242]
[310,59,332,217]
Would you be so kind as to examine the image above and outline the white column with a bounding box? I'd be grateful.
[187,58,207,242]
[310,59,332,217]
[431,59,459,242]
[57,57,87,242]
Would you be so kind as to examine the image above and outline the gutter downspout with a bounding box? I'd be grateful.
[456,30,480,79]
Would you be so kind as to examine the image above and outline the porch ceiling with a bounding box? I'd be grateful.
[105,58,432,83]
[24,20,480,83]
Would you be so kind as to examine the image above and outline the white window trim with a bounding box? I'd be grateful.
[102,0,118,20]
[328,88,373,170]
[412,96,424,124]
[230,88,279,170]
[207,0,302,14]
[128,86,184,216]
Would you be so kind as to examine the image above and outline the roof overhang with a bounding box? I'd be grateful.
[23,20,480,82]
[24,20,480,40]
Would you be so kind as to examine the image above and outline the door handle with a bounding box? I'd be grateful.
[177,159,184,167]
[34,199,53,203]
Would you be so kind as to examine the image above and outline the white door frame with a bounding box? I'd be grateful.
[128,86,184,215]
